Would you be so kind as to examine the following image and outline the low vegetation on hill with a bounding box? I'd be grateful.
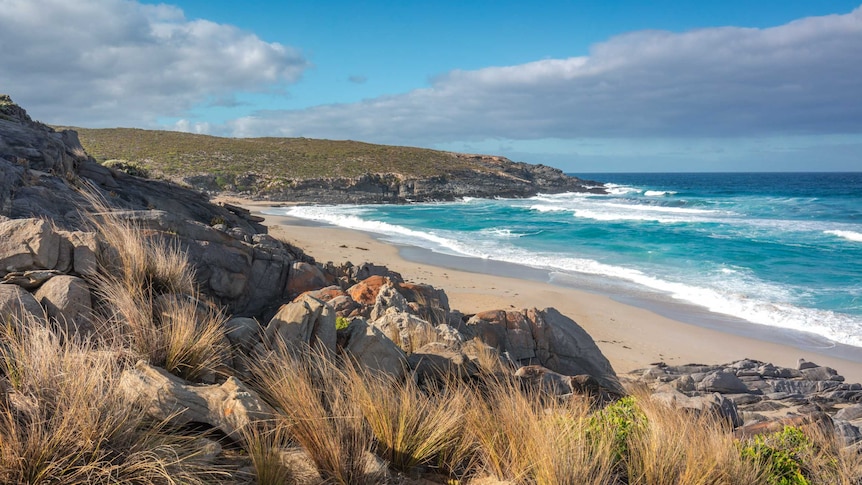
[61,126,599,202]
[66,127,508,179]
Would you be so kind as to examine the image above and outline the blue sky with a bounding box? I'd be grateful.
[2,0,861,172]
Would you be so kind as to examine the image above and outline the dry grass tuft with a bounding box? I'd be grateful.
[248,343,379,485]
[154,295,230,382]
[0,318,219,484]
[462,338,510,376]
[239,422,297,485]
[464,375,543,482]
[347,366,468,473]
[82,191,229,381]
[625,391,763,484]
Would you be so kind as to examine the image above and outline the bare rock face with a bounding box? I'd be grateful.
[224,317,261,352]
[396,282,450,326]
[286,261,330,298]
[537,308,624,395]
[33,274,92,334]
[408,342,478,385]
[262,294,337,353]
[0,218,61,275]
[467,307,624,396]
[0,283,44,324]
[372,310,437,355]
[119,360,275,439]
[300,286,360,317]
[369,282,410,321]
[468,309,537,362]
[341,318,408,379]
[62,230,99,277]
[697,369,751,394]
[514,365,575,396]
[0,95,88,176]
[348,275,389,306]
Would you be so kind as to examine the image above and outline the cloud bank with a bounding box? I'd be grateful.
[0,0,308,125]
[230,7,862,143]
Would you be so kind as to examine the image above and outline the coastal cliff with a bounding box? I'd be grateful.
[68,126,605,203]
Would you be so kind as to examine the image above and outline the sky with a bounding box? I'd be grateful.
[1,1,861,172]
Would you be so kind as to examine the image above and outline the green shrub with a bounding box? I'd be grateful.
[588,396,646,463]
[740,426,812,485]
[335,316,351,331]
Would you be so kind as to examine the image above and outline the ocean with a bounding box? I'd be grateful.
[263,172,862,350]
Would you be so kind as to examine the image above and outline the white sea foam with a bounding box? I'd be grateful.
[572,209,682,223]
[644,190,677,197]
[602,202,717,215]
[825,230,862,242]
[479,228,536,238]
[529,204,570,213]
[604,183,640,195]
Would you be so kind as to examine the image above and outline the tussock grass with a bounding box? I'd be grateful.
[347,367,468,473]
[89,209,195,297]
[625,392,763,485]
[84,192,229,381]
[462,338,510,376]
[154,295,230,381]
[0,319,218,484]
[248,343,379,485]
[239,422,296,485]
[464,376,544,482]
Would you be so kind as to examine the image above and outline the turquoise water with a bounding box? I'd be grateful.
[265,173,862,348]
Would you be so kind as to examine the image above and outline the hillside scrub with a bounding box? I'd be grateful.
[68,127,500,179]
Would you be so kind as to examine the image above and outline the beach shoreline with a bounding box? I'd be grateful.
[219,196,862,383]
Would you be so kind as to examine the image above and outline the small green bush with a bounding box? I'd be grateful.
[588,396,646,463]
[740,426,812,485]
[335,316,351,331]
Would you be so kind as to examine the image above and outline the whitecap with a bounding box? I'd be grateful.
[825,230,862,242]
[604,183,640,195]
[644,190,677,197]
[529,204,570,213]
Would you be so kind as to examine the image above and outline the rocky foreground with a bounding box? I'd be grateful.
[2,96,862,482]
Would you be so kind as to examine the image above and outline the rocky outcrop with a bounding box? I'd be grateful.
[261,294,337,353]
[119,360,275,439]
[629,359,862,449]
[219,161,605,203]
[0,96,265,234]
[466,307,625,395]
[340,318,409,379]
[33,274,92,334]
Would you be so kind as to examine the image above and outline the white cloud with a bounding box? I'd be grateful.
[0,0,308,126]
[228,7,862,143]
[173,119,211,134]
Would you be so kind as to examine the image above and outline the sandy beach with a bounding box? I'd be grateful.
[222,197,862,383]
